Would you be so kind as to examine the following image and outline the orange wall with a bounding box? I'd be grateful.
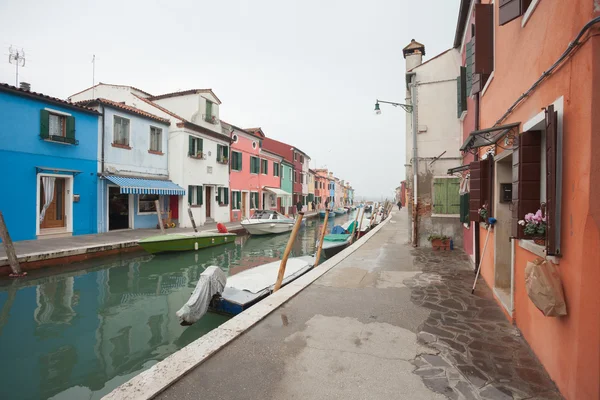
[475,1,600,399]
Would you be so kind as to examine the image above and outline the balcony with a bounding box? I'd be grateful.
[203,114,219,125]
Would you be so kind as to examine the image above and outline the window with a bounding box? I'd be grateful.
[217,144,229,163]
[40,109,77,145]
[231,151,242,171]
[472,4,494,95]
[231,191,241,210]
[217,187,230,206]
[499,0,532,25]
[250,156,260,174]
[149,126,162,153]
[300,155,304,164]
[205,100,215,123]
[252,141,257,149]
[273,162,280,177]
[187,185,203,206]
[465,40,473,96]
[232,134,238,143]
[433,178,460,215]
[113,116,130,146]
[294,172,298,183]
[188,136,203,158]
[139,194,159,213]
[294,152,298,161]
[457,67,467,117]
[250,192,259,209]
[281,166,285,179]
[261,159,268,174]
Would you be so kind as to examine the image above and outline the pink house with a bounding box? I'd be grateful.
[223,123,285,222]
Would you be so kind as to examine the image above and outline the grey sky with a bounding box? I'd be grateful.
[0,0,459,200]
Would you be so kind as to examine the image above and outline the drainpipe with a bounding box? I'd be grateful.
[410,82,419,247]
[474,92,481,273]
[100,102,106,233]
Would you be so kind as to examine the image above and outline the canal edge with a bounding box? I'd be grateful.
[102,213,393,400]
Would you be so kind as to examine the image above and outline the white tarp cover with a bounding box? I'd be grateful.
[176,266,227,325]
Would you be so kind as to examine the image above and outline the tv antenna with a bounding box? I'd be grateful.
[8,46,26,86]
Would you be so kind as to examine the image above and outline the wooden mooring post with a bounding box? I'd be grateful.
[187,204,198,233]
[313,209,330,266]
[0,211,24,277]
[274,212,304,292]
[354,208,366,242]
[155,200,166,234]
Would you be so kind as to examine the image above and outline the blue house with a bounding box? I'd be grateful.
[74,98,184,232]
[0,83,99,241]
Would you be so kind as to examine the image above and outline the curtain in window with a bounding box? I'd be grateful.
[49,114,63,136]
[40,176,56,222]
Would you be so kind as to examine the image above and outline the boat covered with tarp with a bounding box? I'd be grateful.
[138,231,236,254]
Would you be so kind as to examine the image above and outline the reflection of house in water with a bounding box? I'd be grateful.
[34,277,77,325]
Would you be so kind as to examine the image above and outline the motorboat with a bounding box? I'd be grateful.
[241,210,297,236]
[320,220,357,259]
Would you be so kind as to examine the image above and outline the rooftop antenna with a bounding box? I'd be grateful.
[92,55,96,98]
[8,46,26,86]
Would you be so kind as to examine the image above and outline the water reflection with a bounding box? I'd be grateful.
[0,212,353,400]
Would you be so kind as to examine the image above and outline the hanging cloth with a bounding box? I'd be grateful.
[39,177,56,222]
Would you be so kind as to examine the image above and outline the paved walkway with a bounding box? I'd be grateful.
[0,212,318,267]
[156,210,562,400]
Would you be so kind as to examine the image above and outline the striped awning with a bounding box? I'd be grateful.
[105,176,186,195]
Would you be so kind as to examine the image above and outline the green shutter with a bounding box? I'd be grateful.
[433,179,448,214]
[188,136,194,156]
[40,109,50,139]
[225,188,229,205]
[224,146,229,159]
[66,116,76,141]
[237,191,242,209]
[264,160,268,175]
[448,178,461,214]
[457,66,467,118]
[217,188,221,203]
[460,193,470,223]
[238,152,243,171]
[199,138,203,152]
[197,186,203,206]
[188,185,193,205]
[466,40,473,95]
[206,101,213,119]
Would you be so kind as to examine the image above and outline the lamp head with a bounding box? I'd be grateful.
[374,101,381,115]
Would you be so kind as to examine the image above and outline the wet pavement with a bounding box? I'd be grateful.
[156,210,562,400]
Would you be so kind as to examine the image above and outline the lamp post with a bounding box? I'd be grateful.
[374,85,419,247]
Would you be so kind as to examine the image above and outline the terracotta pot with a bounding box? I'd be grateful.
[533,238,545,246]
[431,239,450,251]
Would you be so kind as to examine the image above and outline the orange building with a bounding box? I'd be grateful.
[454,1,600,399]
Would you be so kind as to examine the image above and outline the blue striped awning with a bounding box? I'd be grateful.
[105,176,186,196]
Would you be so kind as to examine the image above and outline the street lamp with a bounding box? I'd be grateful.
[374,99,413,114]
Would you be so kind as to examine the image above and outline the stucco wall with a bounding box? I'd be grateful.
[152,93,221,134]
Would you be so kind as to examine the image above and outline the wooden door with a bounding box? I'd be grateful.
[40,178,66,229]
[170,195,179,219]
[242,192,248,218]
[205,186,212,218]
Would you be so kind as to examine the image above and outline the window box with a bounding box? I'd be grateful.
[189,153,204,159]
[148,150,164,155]
[217,158,228,165]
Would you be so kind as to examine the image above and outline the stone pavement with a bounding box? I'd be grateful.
[156,210,562,400]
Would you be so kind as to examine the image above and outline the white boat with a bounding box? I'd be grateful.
[241,210,297,235]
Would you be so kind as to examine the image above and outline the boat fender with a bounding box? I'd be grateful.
[217,223,228,233]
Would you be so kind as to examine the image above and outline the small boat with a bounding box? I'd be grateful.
[241,210,297,236]
[321,221,357,258]
[210,256,315,315]
[334,208,347,216]
[138,231,236,254]
[319,210,327,218]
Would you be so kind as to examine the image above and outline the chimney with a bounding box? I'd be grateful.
[19,82,31,91]
[403,39,426,72]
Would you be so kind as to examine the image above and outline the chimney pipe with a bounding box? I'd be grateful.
[19,82,31,91]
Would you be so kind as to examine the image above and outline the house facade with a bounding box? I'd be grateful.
[262,137,304,212]
[307,169,316,210]
[70,85,231,227]
[74,99,182,232]
[452,1,600,399]
[328,172,336,205]
[403,40,463,247]
[0,84,99,241]
[314,169,328,209]
[280,161,294,215]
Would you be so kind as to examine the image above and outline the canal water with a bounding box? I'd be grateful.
[0,212,354,400]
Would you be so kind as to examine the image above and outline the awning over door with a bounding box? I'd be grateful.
[460,122,520,154]
[105,176,186,195]
[263,186,292,197]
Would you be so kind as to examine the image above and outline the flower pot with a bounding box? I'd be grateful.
[431,239,450,251]
[533,238,545,246]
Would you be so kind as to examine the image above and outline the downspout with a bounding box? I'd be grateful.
[474,92,481,273]
[410,81,419,247]
[100,102,106,233]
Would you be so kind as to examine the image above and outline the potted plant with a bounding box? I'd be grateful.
[518,208,546,245]
[478,203,488,222]
[427,234,451,251]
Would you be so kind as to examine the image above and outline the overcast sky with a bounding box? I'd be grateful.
[0,0,459,200]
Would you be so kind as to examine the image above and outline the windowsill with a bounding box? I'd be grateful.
[188,155,204,160]
[521,0,540,28]
[231,169,242,172]
[459,110,468,122]
[518,239,560,264]
[217,160,229,165]
[189,205,203,208]
[43,138,75,146]
[463,223,470,229]
[431,214,460,218]
[481,71,495,97]
[148,150,163,155]
[112,143,131,150]
[138,211,158,215]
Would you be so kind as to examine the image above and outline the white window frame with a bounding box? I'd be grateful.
[113,115,131,146]
[137,194,160,215]
[149,126,162,153]
[250,191,259,209]
[521,0,540,28]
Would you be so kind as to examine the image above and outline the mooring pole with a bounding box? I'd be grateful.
[274,212,304,292]
[354,208,366,242]
[187,204,198,233]
[0,211,23,276]
[155,200,165,234]
[314,210,330,266]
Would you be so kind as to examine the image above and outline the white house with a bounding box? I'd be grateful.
[70,84,232,227]
[403,40,463,246]
[73,98,181,232]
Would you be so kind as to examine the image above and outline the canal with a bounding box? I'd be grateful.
[0,212,354,400]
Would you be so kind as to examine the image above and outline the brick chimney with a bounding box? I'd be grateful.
[403,39,426,72]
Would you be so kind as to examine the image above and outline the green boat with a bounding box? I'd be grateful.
[138,231,236,254]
